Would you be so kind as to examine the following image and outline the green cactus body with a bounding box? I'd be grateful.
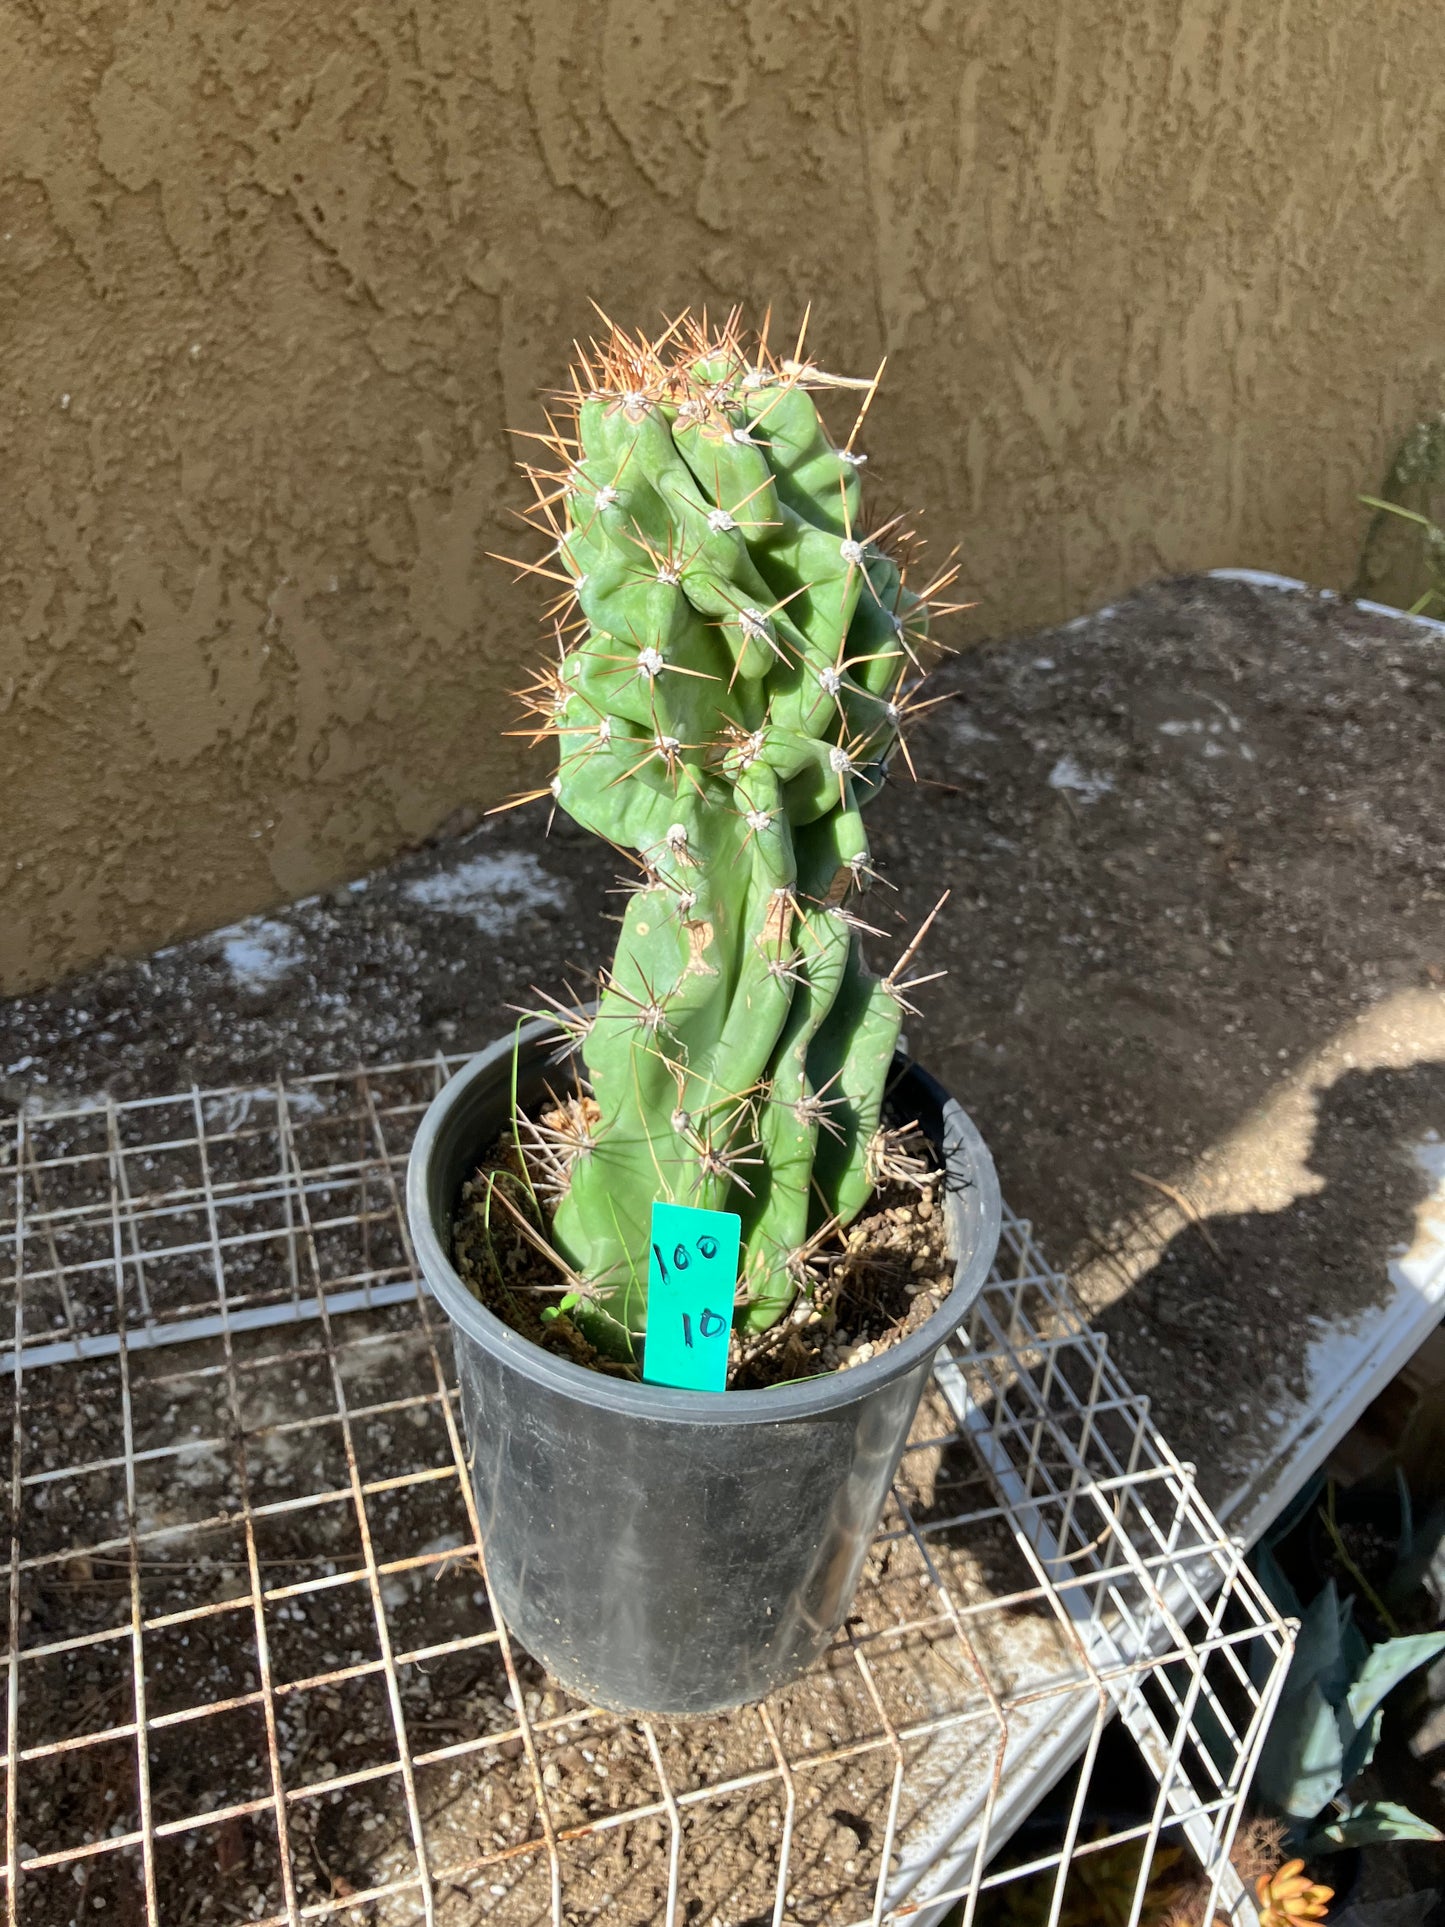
[513,317,949,1361]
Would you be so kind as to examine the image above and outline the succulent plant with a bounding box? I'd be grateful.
[1252,1858,1333,1927]
[1251,1533,1445,1854]
[500,310,960,1359]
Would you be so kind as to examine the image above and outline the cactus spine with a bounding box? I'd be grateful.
[507,312,959,1360]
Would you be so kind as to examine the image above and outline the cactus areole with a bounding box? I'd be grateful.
[505,312,963,1367]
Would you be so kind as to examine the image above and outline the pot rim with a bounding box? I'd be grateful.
[405,1017,1001,1427]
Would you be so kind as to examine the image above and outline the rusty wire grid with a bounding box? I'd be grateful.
[1,1061,1292,1927]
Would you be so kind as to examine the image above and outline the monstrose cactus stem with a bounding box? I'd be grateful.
[501,310,962,1360]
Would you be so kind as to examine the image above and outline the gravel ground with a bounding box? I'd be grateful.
[3,571,1443,1504]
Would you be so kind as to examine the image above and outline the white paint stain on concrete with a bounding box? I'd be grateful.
[1048,755,1114,802]
[403,851,567,931]
[948,713,998,747]
[1063,603,1118,633]
[1156,696,1257,762]
[217,918,301,989]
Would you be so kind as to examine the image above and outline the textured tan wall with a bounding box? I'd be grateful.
[4,1,1444,994]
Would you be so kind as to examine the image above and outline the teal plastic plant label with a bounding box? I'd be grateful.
[642,1201,740,1392]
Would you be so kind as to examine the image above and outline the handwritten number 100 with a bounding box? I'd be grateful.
[652,1236,720,1285]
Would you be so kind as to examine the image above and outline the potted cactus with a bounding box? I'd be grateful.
[407,311,1000,1715]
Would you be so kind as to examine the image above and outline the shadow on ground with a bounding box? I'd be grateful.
[1092,1060,1445,1485]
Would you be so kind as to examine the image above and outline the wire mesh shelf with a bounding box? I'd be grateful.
[2,1061,1291,1927]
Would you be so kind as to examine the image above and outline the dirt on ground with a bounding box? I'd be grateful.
[6,570,1445,1924]
[3,572,1443,1504]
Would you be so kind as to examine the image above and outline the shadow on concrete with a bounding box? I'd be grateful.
[1089,1060,1445,1492]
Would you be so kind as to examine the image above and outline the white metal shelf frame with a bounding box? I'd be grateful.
[2,1062,1290,1927]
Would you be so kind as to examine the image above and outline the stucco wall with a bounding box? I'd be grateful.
[4,0,1443,995]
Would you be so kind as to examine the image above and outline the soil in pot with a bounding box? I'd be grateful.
[451,1108,954,1391]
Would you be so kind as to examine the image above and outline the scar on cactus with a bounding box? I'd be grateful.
[489,306,970,1363]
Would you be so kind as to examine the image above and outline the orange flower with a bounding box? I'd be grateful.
[1256,1857,1334,1925]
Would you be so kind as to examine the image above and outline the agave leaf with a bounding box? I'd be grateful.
[1252,1535,1305,1622]
[1261,1470,1329,1554]
[1294,1579,1350,1706]
[1384,1495,1445,1611]
[1343,1631,1445,1743]
[1162,1657,1236,1778]
[1254,1680,1346,1823]
[1246,1628,1276,1697]
[1397,1464,1414,1557]
[1304,1798,1445,1853]
[1338,1593,1369,1693]
[1248,1539,1305,1696]
[1339,1704,1384,1791]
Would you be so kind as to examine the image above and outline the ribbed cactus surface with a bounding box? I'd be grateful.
[508,313,958,1360]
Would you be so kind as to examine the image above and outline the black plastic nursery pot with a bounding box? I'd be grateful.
[406,1017,1002,1717]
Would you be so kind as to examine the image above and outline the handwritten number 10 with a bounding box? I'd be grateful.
[679,1309,728,1348]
